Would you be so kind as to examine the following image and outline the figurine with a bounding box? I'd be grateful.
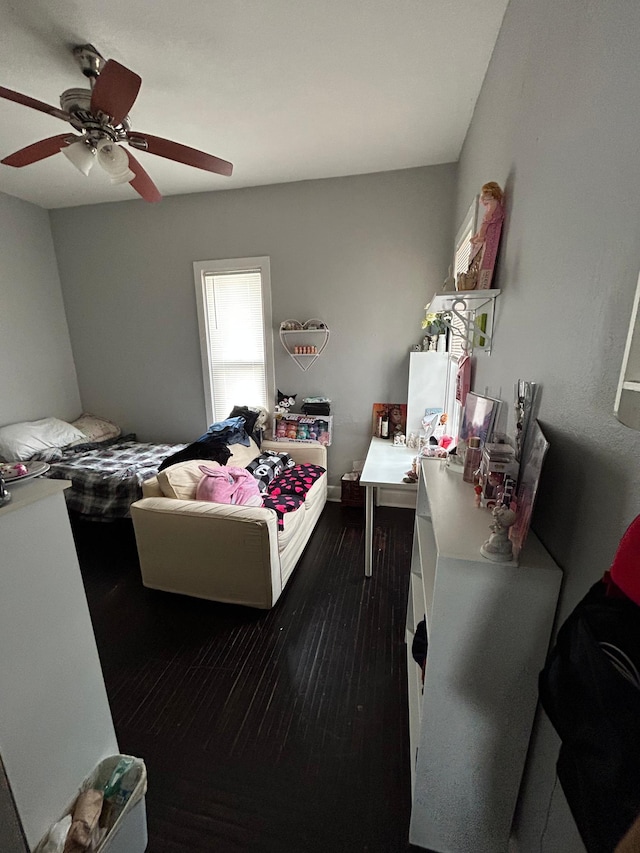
[480,504,517,563]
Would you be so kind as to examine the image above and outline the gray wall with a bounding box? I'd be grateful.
[456,0,640,850]
[0,192,80,426]
[49,165,456,484]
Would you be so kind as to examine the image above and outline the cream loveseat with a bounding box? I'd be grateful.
[130,439,327,609]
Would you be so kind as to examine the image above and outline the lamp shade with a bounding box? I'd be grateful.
[62,140,96,176]
[96,140,135,184]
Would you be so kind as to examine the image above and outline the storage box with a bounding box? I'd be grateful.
[272,413,332,445]
[341,472,365,507]
[478,444,519,509]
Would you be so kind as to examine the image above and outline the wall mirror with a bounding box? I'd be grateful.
[615,269,640,429]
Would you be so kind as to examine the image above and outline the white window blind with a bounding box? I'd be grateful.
[194,257,274,425]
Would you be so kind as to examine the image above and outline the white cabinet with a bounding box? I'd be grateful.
[0,479,119,849]
[406,460,561,853]
[406,351,449,437]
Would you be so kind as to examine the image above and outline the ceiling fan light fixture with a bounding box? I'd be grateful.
[61,139,96,176]
[96,139,134,184]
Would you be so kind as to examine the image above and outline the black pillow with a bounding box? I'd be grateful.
[246,452,295,493]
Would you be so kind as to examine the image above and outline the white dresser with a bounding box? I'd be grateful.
[406,460,562,853]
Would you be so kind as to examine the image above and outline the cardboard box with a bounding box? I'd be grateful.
[272,413,332,445]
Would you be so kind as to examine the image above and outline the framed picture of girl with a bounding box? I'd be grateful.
[458,392,500,449]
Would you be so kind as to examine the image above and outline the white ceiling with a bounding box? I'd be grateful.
[0,0,509,209]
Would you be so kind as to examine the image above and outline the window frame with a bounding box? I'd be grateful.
[193,256,275,426]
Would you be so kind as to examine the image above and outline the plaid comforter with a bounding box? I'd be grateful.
[43,437,186,521]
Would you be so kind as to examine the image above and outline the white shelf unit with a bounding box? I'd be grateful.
[427,289,500,355]
[0,479,120,850]
[279,320,330,371]
[406,460,562,853]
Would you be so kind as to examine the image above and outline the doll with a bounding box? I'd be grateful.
[275,390,297,414]
[462,181,505,291]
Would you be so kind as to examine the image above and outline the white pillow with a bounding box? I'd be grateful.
[157,460,218,500]
[71,413,121,443]
[0,417,86,461]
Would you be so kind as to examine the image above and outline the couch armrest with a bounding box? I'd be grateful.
[261,439,327,468]
[130,497,282,609]
[142,476,162,497]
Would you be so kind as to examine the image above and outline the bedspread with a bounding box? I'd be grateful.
[43,438,186,521]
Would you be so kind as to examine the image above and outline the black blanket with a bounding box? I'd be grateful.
[158,434,232,471]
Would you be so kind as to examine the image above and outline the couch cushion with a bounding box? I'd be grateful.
[302,473,327,516]
[262,493,306,547]
[245,451,295,493]
[227,438,261,468]
[157,459,219,500]
[266,464,326,499]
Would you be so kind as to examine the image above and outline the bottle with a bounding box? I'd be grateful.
[463,436,482,484]
[380,411,389,439]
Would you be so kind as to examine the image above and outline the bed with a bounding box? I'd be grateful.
[0,414,186,522]
[43,436,186,521]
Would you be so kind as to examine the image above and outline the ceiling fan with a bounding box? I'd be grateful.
[0,44,233,203]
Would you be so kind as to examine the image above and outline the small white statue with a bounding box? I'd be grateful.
[480,504,517,563]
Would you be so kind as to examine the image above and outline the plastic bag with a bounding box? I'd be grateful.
[39,815,72,853]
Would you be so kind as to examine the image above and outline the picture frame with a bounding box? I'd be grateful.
[458,391,500,450]
[371,403,407,439]
[509,420,550,563]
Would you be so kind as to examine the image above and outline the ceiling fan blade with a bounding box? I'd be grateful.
[1,134,76,167]
[0,86,69,121]
[125,150,162,203]
[90,59,141,125]
[127,132,233,176]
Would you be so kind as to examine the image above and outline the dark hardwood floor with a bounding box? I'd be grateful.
[72,501,424,852]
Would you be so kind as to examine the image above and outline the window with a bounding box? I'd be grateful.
[193,257,275,425]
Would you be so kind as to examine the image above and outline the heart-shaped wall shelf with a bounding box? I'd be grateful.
[279,318,330,371]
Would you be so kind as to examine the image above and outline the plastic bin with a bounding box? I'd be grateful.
[34,755,147,853]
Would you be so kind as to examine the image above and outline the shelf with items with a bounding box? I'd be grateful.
[279,319,330,371]
[426,289,500,355]
[406,459,562,852]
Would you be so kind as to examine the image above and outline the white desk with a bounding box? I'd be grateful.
[359,437,418,576]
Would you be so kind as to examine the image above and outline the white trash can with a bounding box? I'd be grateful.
[34,754,147,853]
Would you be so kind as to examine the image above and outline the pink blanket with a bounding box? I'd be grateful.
[196,465,263,506]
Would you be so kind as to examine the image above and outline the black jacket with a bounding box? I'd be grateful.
[539,579,640,853]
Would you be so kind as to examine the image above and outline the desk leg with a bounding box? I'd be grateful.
[364,485,374,577]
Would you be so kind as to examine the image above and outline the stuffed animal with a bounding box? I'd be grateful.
[275,390,297,414]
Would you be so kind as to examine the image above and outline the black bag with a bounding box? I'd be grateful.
[301,403,331,416]
[538,580,640,853]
